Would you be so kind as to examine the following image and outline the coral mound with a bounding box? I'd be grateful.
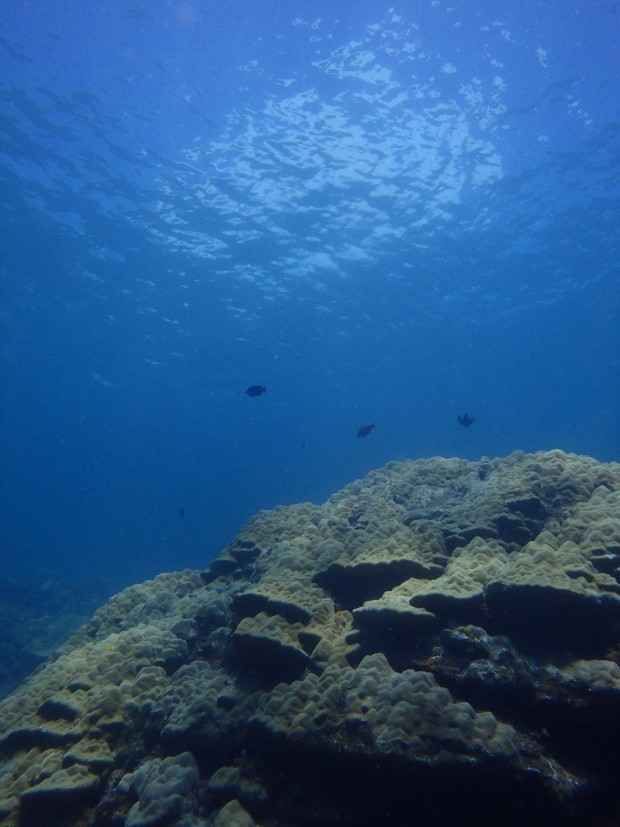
[2,450,620,827]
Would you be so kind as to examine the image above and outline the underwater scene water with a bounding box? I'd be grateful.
[1,0,619,593]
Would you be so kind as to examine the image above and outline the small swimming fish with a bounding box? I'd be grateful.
[246,385,267,397]
[357,423,375,438]
[457,413,475,428]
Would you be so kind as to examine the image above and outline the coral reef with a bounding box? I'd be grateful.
[1,450,620,826]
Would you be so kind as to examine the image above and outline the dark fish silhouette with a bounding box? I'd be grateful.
[457,413,475,428]
[246,385,267,397]
[357,423,375,438]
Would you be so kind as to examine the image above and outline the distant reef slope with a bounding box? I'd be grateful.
[2,450,620,827]
[0,578,112,700]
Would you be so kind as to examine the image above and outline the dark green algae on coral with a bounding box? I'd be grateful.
[2,450,620,827]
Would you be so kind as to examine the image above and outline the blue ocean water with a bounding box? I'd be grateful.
[1,1,618,590]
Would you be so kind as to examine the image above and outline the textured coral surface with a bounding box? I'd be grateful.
[1,450,620,827]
